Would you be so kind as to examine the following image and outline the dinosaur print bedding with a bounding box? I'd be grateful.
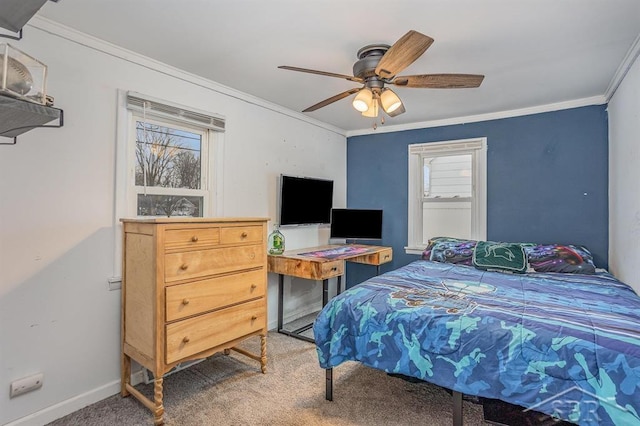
[313,260,640,425]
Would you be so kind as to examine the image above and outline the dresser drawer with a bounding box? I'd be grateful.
[220,225,263,245]
[165,269,265,321]
[165,244,264,283]
[165,298,265,363]
[164,227,220,251]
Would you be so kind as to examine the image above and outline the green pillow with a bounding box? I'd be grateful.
[472,241,527,273]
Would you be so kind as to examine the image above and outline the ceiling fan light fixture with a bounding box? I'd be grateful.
[386,102,405,117]
[361,98,379,117]
[380,89,402,114]
[352,88,373,112]
[279,30,485,121]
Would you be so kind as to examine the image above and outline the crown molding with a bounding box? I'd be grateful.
[27,16,636,140]
[26,16,347,136]
[346,95,606,137]
[605,32,640,101]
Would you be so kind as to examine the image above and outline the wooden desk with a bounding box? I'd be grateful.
[268,244,393,342]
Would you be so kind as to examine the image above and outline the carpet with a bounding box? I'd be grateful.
[46,331,487,425]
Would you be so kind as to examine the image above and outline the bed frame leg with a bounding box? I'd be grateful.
[452,391,463,426]
[325,368,333,401]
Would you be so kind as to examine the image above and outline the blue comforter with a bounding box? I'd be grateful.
[313,260,640,425]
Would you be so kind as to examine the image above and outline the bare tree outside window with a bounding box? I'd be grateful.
[135,122,204,217]
[135,123,201,189]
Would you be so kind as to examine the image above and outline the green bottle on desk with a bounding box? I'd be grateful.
[268,224,285,255]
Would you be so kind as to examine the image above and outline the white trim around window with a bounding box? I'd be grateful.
[405,137,487,255]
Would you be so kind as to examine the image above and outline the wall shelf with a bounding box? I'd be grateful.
[0,0,48,33]
[0,96,63,144]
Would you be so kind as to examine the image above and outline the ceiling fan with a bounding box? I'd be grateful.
[279,30,484,119]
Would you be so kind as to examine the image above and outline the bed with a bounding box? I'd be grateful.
[313,242,640,425]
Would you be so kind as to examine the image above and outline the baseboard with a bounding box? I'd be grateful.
[4,368,151,426]
[7,309,315,426]
[130,369,146,385]
[268,302,320,331]
[4,380,122,426]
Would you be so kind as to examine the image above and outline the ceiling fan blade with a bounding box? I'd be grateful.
[278,66,364,83]
[393,74,484,88]
[375,30,434,79]
[302,88,362,112]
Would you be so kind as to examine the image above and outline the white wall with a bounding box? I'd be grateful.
[0,19,346,425]
[608,50,640,294]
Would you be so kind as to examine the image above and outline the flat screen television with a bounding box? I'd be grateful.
[330,208,383,240]
[279,175,334,226]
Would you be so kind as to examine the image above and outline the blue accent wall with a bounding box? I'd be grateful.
[345,105,609,287]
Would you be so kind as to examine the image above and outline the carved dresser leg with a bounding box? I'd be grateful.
[260,334,267,373]
[153,377,165,425]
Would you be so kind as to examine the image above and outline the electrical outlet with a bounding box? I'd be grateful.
[107,277,122,291]
[10,373,43,398]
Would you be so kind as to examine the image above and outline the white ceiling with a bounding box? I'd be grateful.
[35,0,640,133]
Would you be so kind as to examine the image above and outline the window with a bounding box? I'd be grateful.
[406,138,487,254]
[133,117,208,217]
[111,91,225,284]
[122,92,225,218]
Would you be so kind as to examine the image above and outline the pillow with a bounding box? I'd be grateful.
[523,243,596,274]
[472,241,528,273]
[422,237,477,265]
[421,236,450,259]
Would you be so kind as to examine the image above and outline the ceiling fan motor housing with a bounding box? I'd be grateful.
[353,44,390,79]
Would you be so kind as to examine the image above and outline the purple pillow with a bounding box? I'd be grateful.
[422,237,477,265]
[524,244,596,274]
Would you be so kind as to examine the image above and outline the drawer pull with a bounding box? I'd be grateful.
[180,263,189,270]
[249,253,255,259]
[241,232,248,238]
[182,336,190,343]
[191,236,199,242]
[384,255,389,259]
[182,298,190,305]
[250,284,257,290]
[331,267,337,271]
[251,315,258,321]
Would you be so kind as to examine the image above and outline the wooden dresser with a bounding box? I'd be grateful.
[120,217,269,425]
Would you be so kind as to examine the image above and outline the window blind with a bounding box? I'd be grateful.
[126,92,225,132]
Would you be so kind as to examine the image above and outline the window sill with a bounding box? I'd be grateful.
[404,246,425,256]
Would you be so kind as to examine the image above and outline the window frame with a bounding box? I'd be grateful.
[406,137,487,255]
[128,113,212,217]
[112,90,225,281]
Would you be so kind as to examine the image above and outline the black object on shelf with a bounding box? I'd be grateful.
[0,96,63,145]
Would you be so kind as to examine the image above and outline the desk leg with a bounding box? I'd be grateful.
[277,273,315,343]
[322,279,329,306]
[277,274,284,332]
[376,265,380,275]
[337,276,342,295]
